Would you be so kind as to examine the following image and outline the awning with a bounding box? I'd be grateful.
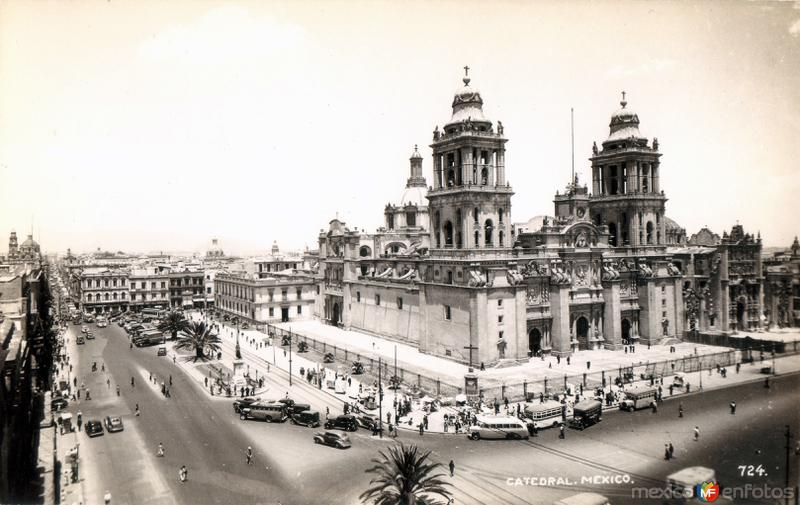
[182,300,193,307]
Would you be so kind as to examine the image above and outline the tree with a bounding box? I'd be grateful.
[175,321,222,362]
[158,311,191,340]
[360,443,452,505]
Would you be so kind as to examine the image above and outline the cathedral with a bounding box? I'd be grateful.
[314,71,799,366]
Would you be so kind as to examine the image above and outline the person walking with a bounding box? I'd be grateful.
[135,403,140,416]
[77,411,83,431]
[157,443,164,457]
[729,401,736,415]
[449,459,455,477]
[107,378,111,389]
[693,426,700,442]
[179,465,187,483]
[664,444,670,460]
[419,423,424,436]
[131,376,135,388]
[246,446,253,465]
[651,402,657,414]
[559,425,565,439]
[116,385,120,396]
[669,443,675,459]
[678,403,684,418]
[169,375,173,387]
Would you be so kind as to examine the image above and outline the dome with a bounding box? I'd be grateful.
[447,73,490,126]
[410,145,422,159]
[21,234,39,249]
[606,92,645,143]
[400,186,428,206]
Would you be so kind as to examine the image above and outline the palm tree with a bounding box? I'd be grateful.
[158,310,190,340]
[175,321,222,362]
[360,443,452,505]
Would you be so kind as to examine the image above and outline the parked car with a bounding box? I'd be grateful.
[157,346,167,356]
[51,396,69,411]
[323,352,335,364]
[313,431,351,449]
[104,416,124,433]
[81,326,88,334]
[351,361,365,375]
[290,410,321,428]
[86,332,95,340]
[76,336,85,345]
[324,414,358,432]
[277,398,310,415]
[356,414,379,431]
[85,420,104,437]
[233,397,261,413]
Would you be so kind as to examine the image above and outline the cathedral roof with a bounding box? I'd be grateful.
[400,186,428,206]
[20,234,39,249]
[447,71,490,127]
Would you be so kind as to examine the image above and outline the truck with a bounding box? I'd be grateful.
[568,399,602,430]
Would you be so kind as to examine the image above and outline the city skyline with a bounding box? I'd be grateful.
[2,1,799,255]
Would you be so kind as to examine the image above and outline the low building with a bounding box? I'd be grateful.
[128,267,170,311]
[168,267,206,309]
[79,267,129,314]
[215,271,316,326]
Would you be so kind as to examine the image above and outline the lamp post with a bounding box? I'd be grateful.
[288,327,293,387]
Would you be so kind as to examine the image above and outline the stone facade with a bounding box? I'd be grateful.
[215,272,316,325]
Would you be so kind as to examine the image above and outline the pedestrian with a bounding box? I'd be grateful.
[423,415,429,430]
[149,372,152,381]
[678,404,684,418]
[736,363,740,373]
[104,490,111,504]
[664,444,670,460]
[77,411,83,431]
[204,377,208,387]
[693,426,700,441]
[764,377,770,389]
[651,402,657,414]
[480,362,485,371]
[86,388,91,400]
[669,443,674,459]
[116,385,120,396]
[419,423,424,436]
[624,347,628,354]
[179,465,187,483]
[73,377,77,387]
[169,375,172,386]
[135,404,140,416]
[101,363,105,372]
[729,401,736,415]
[567,356,570,365]
[107,378,110,388]
[246,446,253,465]
[173,355,176,364]
[559,425,565,439]
[325,406,330,419]
[449,459,455,477]
[557,356,561,364]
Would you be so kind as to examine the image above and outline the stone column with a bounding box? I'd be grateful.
[515,288,527,359]
[673,278,685,337]
[462,148,472,185]
[496,148,506,186]
[603,280,622,350]
[638,279,659,344]
[550,283,571,357]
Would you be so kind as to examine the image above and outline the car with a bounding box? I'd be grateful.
[276,398,311,415]
[51,397,69,411]
[86,332,95,340]
[313,431,351,449]
[81,326,88,333]
[104,416,124,433]
[351,361,365,375]
[76,336,85,345]
[324,414,358,432]
[356,414,379,431]
[291,410,321,427]
[233,397,261,413]
[85,420,104,437]
[241,322,250,329]
[157,346,167,356]
[323,352,335,364]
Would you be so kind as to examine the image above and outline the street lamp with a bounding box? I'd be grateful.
[288,327,293,387]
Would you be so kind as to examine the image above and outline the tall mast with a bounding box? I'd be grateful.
[570,107,575,187]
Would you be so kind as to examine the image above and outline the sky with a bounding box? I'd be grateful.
[1,0,799,255]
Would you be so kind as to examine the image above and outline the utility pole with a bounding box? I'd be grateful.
[394,345,398,422]
[785,424,792,505]
[378,358,383,438]
[288,327,293,387]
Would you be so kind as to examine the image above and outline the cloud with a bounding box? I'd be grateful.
[605,58,679,78]
[790,18,800,36]
[138,5,306,63]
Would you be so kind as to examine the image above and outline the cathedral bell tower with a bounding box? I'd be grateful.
[589,92,666,248]
[427,67,513,250]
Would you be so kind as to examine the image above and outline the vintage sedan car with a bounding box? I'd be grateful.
[51,396,69,412]
[104,416,124,433]
[81,326,88,334]
[324,414,358,432]
[313,431,351,449]
[85,420,104,437]
[355,414,379,431]
[85,332,95,340]
[233,397,261,413]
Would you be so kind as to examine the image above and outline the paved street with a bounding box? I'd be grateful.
[62,317,800,505]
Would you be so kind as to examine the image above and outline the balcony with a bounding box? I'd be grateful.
[429,182,513,196]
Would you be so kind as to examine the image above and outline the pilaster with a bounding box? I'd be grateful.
[550,283,571,356]
[602,280,622,349]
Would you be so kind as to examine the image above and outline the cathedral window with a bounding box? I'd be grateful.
[608,222,618,247]
[356,291,361,302]
[499,230,505,247]
[481,167,488,185]
[498,209,504,223]
[444,221,454,247]
[375,294,381,306]
[447,271,454,284]
[474,230,480,248]
[397,297,403,310]
[406,211,416,227]
[646,222,654,244]
[387,214,394,230]
[444,305,451,320]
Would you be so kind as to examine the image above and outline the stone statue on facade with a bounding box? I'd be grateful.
[653,137,659,150]
[592,141,598,155]
[602,261,620,281]
[433,125,440,140]
[497,337,507,359]
[497,121,504,135]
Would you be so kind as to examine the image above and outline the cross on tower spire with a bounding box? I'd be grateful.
[462,65,471,86]
[620,90,627,108]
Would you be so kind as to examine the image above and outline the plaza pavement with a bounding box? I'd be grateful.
[188,311,800,436]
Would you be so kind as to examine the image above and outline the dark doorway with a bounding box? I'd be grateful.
[576,316,589,350]
[528,328,542,356]
[736,299,746,330]
[332,302,340,325]
[608,223,617,247]
[622,318,631,343]
[281,307,289,323]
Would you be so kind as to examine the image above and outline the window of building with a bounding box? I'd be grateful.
[207,287,211,294]
[296,288,302,300]
[661,284,666,293]
[104,280,109,287]
[113,279,117,287]
[662,299,666,307]
[87,293,93,302]
[444,305,451,320]
[498,315,503,323]
[151,282,156,289]
[447,271,454,284]
[297,305,302,315]
[357,291,361,302]
[269,307,274,317]
[121,292,126,299]
[397,297,403,310]
[161,282,166,289]
[662,311,667,318]
[282,289,288,300]
[498,299,503,307]
[376,294,381,306]
[141,282,146,289]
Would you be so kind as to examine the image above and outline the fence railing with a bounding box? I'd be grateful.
[264,323,462,399]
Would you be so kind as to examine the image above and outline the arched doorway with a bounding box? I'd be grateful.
[332,302,340,326]
[576,316,589,349]
[622,318,631,343]
[736,298,746,330]
[528,328,542,356]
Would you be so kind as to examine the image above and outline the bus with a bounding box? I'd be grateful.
[141,308,168,319]
[666,466,716,502]
[619,385,657,411]
[524,400,564,429]
[468,415,529,440]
